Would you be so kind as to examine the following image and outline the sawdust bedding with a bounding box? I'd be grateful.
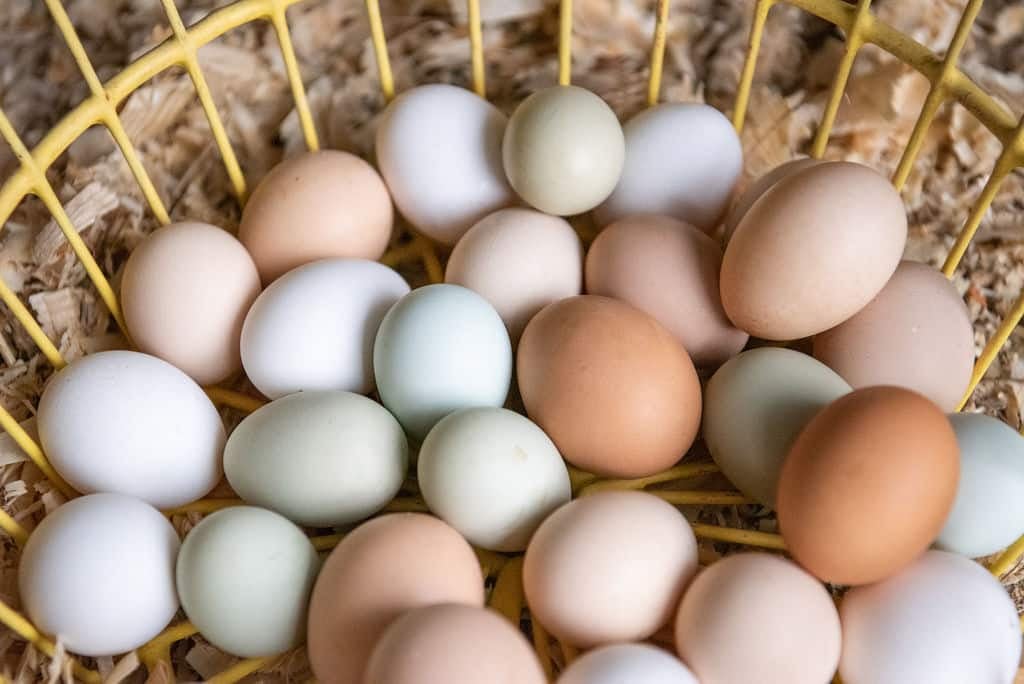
[1,0,1023,680]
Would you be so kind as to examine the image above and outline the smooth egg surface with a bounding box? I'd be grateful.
[557,643,699,684]
[719,157,821,243]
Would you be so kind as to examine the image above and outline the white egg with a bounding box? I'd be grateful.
[557,644,699,684]
[936,413,1024,557]
[418,407,571,551]
[38,350,225,509]
[224,391,408,527]
[176,506,320,657]
[840,550,1020,684]
[18,493,179,656]
[240,258,410,399]
[595,103,742,233]
[374,284,512,441]
[376,84,514,245]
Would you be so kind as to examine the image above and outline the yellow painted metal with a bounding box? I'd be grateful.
[989,534,1024,578]
[646,0,671,106]
[489,556,526,625]
[365,0,395,101]
[0,599,100,683]
[558,0,573,86]
[0,507,29,546]
[468,0,486,98]
[691,523,787,550]
[137,621,199,668]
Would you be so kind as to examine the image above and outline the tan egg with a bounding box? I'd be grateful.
[720,161,907,340]
[238,150,392,283]
[445,208,583,341]
[585,214,747,367]
[307,514,484,684]
[121,222,260,385]
[777,386,959,585]
[517,296,701,478]
[674,553,841,684]
[363,604,546,684]
[813,260,974,411]
[720,157,821,243]
[523,491,699,648]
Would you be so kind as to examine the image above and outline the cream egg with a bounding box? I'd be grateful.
[558,644,698,684]
[720,157,821,243]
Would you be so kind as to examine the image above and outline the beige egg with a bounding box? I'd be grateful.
[238,150,392,283]
[813,260,974,411]
[720,161,907,340]
[364,604,546,684]
[307,514,484,684]
[446,208,583,340]
[586,214,747,367]
[121,222,261,385]
[720,157,821,243]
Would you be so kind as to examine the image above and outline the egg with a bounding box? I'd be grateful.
[376,84,514,244]
[936,413,1024,557]
[557,643,698,684]
[307,514,484,684]
[840,550,1020,684]
[374,284,512,441]
[595,103,742,232]
[418,407,571,551]
[517,295,701,477]
[224,391,408,527]
[240,258,409,399]
[238,150,393,283]
[523,491,698,648]
[777,386,959,585]
[120,221,261,385]
[18,493,179,656]
[585,214,748,366]
[176,506,320,657]
[674,553,841,684]
[364,604,546,684]
[813,260,974,411]
[720,157,821,242]
[720,161,907,340]
[37,350,225,509]
[703,348,851,507]
[503,85,624,216]
[445,207,583,340]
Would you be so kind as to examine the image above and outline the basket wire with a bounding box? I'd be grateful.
[0,0,1022,680]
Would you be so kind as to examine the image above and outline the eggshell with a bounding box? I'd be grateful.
[121,221,261,385]
[557,644,698,684]
[703,348,851,507]
[176,506,320,657]
[720,161,907,340]
[936,413,1024,557]
[523,491,698,648]
[238,150,393,283]
[224,391,408,527]
[840,550,1020,684]
[374,284,512,441]
[364,604,546,684]
[307,514,484,684]
[674,553,841,684]
[503,86,624,216]
[517,295,701,477]
[240,258,410,399]
[720,157,821,242]
[813,260,974,411]
[777,386,959,585]
[445,207,583,340]
[18,493,179,656]
[418,407,571,551]
[585,214,748,366]
[376,84,514,244]
[596,103,742,232]
[37,350,225,509]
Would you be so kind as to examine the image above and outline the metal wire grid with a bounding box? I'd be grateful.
[0,0,1021,680]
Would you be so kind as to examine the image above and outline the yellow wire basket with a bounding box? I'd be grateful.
[1,0,1024,681]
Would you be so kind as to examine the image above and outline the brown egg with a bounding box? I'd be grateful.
[813,260,974,411]
[720,161,907,340]
[776,386,959,585]
[121,222,261,385]
[517,295,701,477]
[585,214,747,367]
[719,157,821,243]
[363,604,546,684]
[307,514,484,684]
[239,150,393,284]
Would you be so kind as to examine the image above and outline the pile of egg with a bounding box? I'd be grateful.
[16,82,1024,684]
